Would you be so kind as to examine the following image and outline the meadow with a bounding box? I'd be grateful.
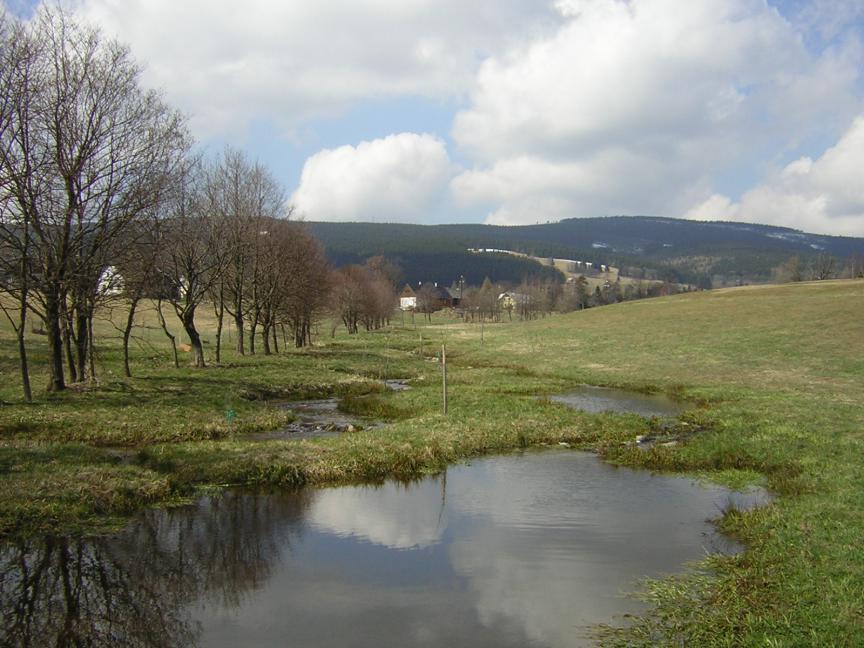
[1,280,862,645]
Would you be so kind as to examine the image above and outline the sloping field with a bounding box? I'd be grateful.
[463,279,864,644]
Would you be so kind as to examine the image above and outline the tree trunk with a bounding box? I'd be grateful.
[213,298,224,364]
[17,300,32,402]
[15,237,33,401]
[181,307,205,368]
[122,297,139,378]
[45,288,67,391]
[271,323,279,354]
[87,314,96,382]
[75,309,89,382]
[233,311,244,356]
[157,299,179,369]
[3,287,34,401]
[261,322,271,355]
[249,315,257,354]
[61,303,78,384]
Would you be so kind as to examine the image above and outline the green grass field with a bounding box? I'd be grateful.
[1,280,863,645]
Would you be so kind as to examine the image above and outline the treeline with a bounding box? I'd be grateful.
[325,249,564,288]
[125,151,331,372]
[0,10,193,399]
[330,257,399,335]
[0,10,384,401]
[409,276,690,323]
[773,254,864,283]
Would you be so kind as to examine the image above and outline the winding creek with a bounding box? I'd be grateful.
[247,379,411,441]
[1,450,768,647]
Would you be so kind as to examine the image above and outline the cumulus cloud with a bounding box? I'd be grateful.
[307,478,446,550]
[62,0,557,138]
[451,149,706,225]
[35,0,864,233]
[450,0,863,229]
[684,116,864,236]
[291,133,454,222]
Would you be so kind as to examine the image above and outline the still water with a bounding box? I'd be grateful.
[551,385,682,417]
[0,451,766,647]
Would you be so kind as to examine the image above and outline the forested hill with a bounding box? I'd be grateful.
[307,217,864,288]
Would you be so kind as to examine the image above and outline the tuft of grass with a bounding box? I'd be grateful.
[337,394,411,420]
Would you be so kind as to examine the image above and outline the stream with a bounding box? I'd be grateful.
[247,379,411,441]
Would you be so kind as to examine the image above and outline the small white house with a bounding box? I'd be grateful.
[399,284,417,310]
[97,266,124,296]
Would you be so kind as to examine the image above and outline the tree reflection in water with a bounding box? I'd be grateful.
[0,490,313,647]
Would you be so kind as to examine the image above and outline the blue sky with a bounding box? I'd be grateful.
[5,0,864,235]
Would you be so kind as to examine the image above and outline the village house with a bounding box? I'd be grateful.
[97,266,124,296]
[399,284,417,310]
[497,291,531,311]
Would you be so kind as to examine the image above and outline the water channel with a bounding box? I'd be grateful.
[0,451,768,647]
[247,379,411,441]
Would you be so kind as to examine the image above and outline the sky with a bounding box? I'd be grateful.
[5,0,864,236]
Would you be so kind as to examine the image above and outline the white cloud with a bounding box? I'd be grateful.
[63,0,557,138]
[451,149,705,224]
[684,116,864,236]
[308,478,446,550]
[34,0,863,233]
[291,133,454,222]
[450,0,863,229]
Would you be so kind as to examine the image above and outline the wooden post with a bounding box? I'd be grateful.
[481,317,484,345]
[442,343,448,415]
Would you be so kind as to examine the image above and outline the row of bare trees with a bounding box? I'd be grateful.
[110,152,331,373]
[0,10,190,398]
[330,258,398,334]
[773,253,864,283]
[455,275,689,322]
[0,9,340,400]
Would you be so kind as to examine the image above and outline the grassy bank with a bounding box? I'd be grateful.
[1,281,863,644]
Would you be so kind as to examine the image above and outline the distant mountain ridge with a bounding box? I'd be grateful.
[307,216,864,288]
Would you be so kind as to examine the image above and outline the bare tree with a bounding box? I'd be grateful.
[773,255,804,283]
[331,266,370,335]
[477,277,500,321]
[112,216,162,377]
[808,253,837,281]
[415,283,439,322]
[0,14,35,400]
[359,258,396,330]
[844,254,864,279]
[0,9,189,391]
[203,149,287,357]
[277,224,330,348]
[157,166,223,368]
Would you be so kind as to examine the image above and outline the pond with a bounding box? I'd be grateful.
[0,451,768,647]
[551,385,682,418]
